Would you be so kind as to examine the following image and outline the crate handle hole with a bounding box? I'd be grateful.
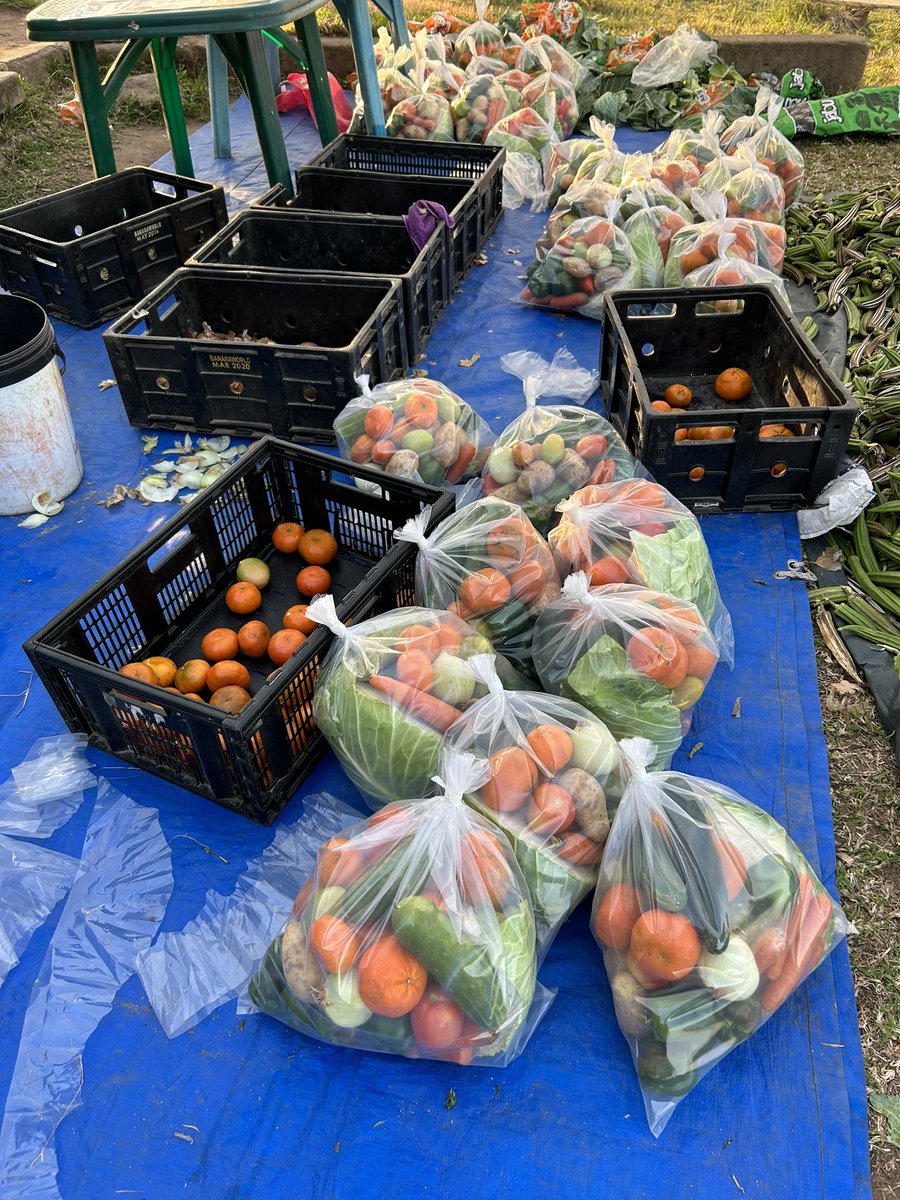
[302,386,318,402]
[640,342,655,358]
[73,224,84,237]
[220,310,234,325]
[626,303,675,319]
[278,247,291,263]
[285,314,299,330]
[771,462,789,478]
[688,466,705,481]
[120,207,129,220]
[707,340,721,353]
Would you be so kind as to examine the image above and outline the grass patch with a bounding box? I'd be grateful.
[816,635,900,1198]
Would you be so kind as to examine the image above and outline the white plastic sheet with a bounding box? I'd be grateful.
[0,733,93,839]
[0,836,78,987]
[136,793,360,1037]
[0,781,173,1200]
[798,468,875,539]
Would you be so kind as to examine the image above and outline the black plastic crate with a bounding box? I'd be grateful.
[599,286,857,513]
[257,168,477,287]
[24,438,455,823]
[103,267,408,443]
[0,167,227,329]
[306,133,505,257]
[190,208,450,361]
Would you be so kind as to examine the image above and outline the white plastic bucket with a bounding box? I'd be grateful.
[0,295,83,516]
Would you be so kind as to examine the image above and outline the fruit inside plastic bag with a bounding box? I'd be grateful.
[334,375,492,489]
[590,736,848,1135]
[396,498,562,677]
[307,596,528,808]
[444,654,624,945]
[682,231,789,308]
[550,478,734,655]
[720,143,786,224]
[455,0,506,67]
[386,56,455,141]
[452,73,509,142]
[533,574,723,768]
[622,191,691,287]
[248,752,554,1065]
[665,189,785,285]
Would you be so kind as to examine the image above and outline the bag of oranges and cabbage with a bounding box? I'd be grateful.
[550,479,734,656]
[306,596,529,809]
[590,735,848,1136]
[621,191,691,288]
[248,751,553,1065]
[682,231,789,311]
[454,0,513,68]
[521,209,642,320]
[443,654,624,946]
[517,32,586,88]
[532,574,722,770]
[395,499,561,679]
[653,111,725,170]
[534,176,620,259]
[482,347,638,535]
[495,66,532,109]
[664,189,785,287]
[519,44,580,138]
[335,376,492,490]
[719,143,786,224]
[614,153,694,225]
[452,72,509,142]
[743,94,805,208]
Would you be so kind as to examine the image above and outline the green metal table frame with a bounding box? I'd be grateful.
[26,0,341,193]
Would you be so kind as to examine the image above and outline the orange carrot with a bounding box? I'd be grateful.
[759,880,833,1012]
[446,443,476,485]
[752,927,787,979]
[367,675,463,732]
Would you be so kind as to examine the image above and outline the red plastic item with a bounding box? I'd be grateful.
[276,72,353,132]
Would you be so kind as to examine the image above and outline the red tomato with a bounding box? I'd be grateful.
[589,555,630,586]
[411,984,466,1049]
[528,783,575,835]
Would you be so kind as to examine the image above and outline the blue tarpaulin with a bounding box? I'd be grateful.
[0,100,872,1199]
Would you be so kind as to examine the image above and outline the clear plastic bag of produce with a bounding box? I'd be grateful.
[604,30,659,75]
[665,189,785,285]
[387,58,455,141]
[519,1,584,43]
[517,32,586,88]
[396,500,561,677]
[719,87,773,153]
[496,66,533,109]
[521,209,642,320]
[630,23,717,89]
[535,175,620,258]
[622,191,691,287]
[452,73,509,142]
[653,111,725,167]
[615,153,693,223]
[744,94,805,208]
[463,53,508,78]
[481,348,638,534]
[486,103,558,163]
[697,143,746,193]
[648,155,701,204]
[500,150,546,209]
[355,46,417,126]
[443,654,624,945]
[520,44,580,138]
[455,0,506,67]
[533,574,722,769]
[373,26,397,69]
[544,118,621,206]
[307,596,528,808]
[720,143,785,224]
[247,751,553,1065]
[550,479,734,655]
[591,735,848,1136]
[335,375,491,489]
[569,118,626,187]
[682,231,789,306]
[422,33,466,102]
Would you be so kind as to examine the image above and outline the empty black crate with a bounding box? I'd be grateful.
[258,168,476,287]
[103,267,407,443]
[600,286,857,513]
[190,208,449,361]
[0,167,227,328]
[307,133,505,256]
[24,438,454,823]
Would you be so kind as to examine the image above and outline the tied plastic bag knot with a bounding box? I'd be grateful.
[306,594,352,639]
[354,373,375,400]
[618,735,657,780]
[431,749,492,806]
[395,509,433,552]
[562,570,604,611]
[465,652,506,696]
[500,347,599,407]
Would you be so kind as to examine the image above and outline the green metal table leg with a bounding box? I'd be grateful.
[102,37,152,108]
[69,40,116,177]
[150,37,194,177]
[294,13,339,145]
[233,30,293,194]
[207,36,232,159]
